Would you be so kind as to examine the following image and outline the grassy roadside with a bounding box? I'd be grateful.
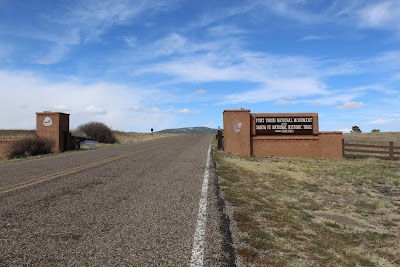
[0,130,36,139]
[343,132,400,145]
[0,131,177,163]
[214,148,400,266]
[0,130,176,144]
[112,131,177,144]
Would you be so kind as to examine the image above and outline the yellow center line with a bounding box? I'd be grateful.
[0,143,171,195]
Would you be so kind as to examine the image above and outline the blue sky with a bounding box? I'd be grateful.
[1,0,399,132]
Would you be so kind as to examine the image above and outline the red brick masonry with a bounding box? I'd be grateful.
[223,110,343,158]
[0,112,71,159]
[0,140,19,159]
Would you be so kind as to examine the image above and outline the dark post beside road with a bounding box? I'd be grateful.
[216,126,223,150]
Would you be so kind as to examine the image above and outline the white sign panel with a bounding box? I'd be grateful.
[83,140,97,147]
[43,117,53,127]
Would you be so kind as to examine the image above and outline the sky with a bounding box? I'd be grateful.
[1,0,400,132]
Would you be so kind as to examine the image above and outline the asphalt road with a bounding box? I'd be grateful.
[0,135,234,266]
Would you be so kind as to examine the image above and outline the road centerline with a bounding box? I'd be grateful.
[0,142,173,195]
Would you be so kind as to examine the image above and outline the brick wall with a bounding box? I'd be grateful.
[0,140,18,159]
[223,110,343,159]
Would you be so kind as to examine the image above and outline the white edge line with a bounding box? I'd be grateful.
[190,144,211,267]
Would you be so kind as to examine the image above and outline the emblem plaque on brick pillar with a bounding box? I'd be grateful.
[43,117,53,127]
[233,120,243,134]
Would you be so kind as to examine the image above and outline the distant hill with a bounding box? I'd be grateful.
[157,127,218,134]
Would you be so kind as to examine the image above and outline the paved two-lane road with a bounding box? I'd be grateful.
[0,135,233,266]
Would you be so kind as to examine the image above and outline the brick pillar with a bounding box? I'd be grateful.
[223,109,251,156]
[36,112,70,152]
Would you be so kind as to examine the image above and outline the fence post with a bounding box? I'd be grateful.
[342,139,345,158]
[389,142,394,160]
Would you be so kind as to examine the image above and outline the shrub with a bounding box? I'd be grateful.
[77,121,117,144]
[371,129,380,133]
[7,138,54,159]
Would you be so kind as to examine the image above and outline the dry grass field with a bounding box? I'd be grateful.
[0,129,175,144]
[112,131,177,144]
[0,130,36,139]
[343,132,400,160]
[343,132,400,146]
[215,133,400,266]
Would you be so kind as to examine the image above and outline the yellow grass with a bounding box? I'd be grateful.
[343,132,400,145]
[0,130,36,139]
[215,132,400,266]
[112,131,177,144]
[0,129,175,144]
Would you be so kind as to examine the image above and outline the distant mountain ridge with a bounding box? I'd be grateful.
[157,127,218,134]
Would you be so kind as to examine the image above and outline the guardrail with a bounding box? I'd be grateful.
[342,139,400,160]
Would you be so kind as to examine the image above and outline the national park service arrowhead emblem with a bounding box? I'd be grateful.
[233,120,243,134]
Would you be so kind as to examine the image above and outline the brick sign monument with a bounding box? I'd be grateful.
[0,112,72,159]
[223,109,342,158]
[36,112,71,152]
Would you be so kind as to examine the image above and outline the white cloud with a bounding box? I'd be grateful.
[204,121,214,128]
[250,0,400,35]
[390,72,400,81]
[134,42,321,84]
[35,44,72,65]
[82,105,107,115]
[357,1,400,29]
[336,101,366,110]
[366,118,400,131]
[207,24,245,37]
[295,91,362,106]
[275,99,290,105]
[222,78,328,104]
[0,69,174,131]
[138,59,242,82]
[154,33,187,56]
[129,106,144,112]
[369,51,400,70]
[368,118,400,125]
[147,107,160,113]
[299,35,332,42]
[119,30,399,112]
[184,3,255,31]
[177,108,196,114]
[124,36,137,48]
[338,128,351,133]
[41,104,71,112]
[194,89,207,94]
[0,44,10,61]
[129,106,163,113]
[11,0,182,64]
[61,0,180,43]
[254,0,328,24]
